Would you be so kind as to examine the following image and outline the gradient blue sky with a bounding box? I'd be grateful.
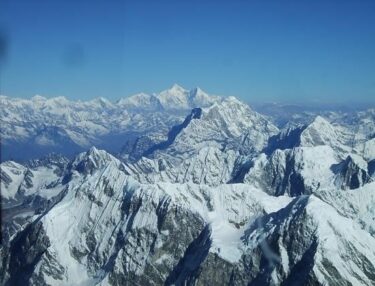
[1,0,375,104]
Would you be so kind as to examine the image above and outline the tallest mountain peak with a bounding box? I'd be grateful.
[169,83,186,92]
[31,95,47,101]
[156,84,220,110]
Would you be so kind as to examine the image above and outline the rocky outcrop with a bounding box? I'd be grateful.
[244,146,337,196]
[333,155,371,190]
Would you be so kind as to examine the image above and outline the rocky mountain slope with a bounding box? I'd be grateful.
[1,87,375,285]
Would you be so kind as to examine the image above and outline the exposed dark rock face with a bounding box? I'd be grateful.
[244,149,318,197]
[265,125,305,154]
[143,108,202,158]
[1,221,51,286]
[332,155,371,190]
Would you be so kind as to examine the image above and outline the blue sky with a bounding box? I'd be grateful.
[1,0,375,104]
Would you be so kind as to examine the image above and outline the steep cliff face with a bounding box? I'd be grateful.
[332,154,371,190]
[266,116,352,156]
[244,146,338,196]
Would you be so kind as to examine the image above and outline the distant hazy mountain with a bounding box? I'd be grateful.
[0,85,222,161]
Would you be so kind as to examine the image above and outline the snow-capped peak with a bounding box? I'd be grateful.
[203,96,255,126]
[88,97,114,108]
[266,114,352,155]
[299,115,339,147]
[117,92,150,105]
[308,115,331,129]
[169,83,187,93]
[69,147,120,175]
[47,96,69,105]
[140,96,278,162]
[115,85,220,112]
[156,84,190,110]
[31,95,47,101]
[117,93,162,111]
[189,86,221,107]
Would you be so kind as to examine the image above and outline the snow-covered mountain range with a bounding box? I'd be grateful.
[1,86,375,285]
[0,84,220,161]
